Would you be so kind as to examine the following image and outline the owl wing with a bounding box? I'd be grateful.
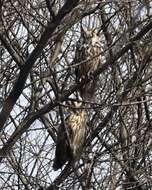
[74,41,88,82]
[53,120,71,170]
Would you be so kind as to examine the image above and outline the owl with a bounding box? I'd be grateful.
[53,102,87,171]
[74,26,101,100]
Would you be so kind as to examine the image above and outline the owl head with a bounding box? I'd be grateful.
[73,101,82,108]
[68,101,83,113]
[80,26,100,46]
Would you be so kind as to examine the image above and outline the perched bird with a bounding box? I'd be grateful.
[53,102,87,171]
[74,26,101,100]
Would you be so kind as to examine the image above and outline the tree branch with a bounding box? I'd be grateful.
[0,0,79,132]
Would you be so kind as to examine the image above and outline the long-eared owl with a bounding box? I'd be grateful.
[74,26,101,100]
[53,102,87,171]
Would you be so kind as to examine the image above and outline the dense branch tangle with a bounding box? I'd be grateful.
[0,1,152,189]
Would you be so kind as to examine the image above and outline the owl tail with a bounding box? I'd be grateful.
[53,157,63,171]
[53,142,73,171]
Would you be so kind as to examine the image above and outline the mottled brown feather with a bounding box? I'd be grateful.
[74,28,101,100]
[53,105,87,170]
